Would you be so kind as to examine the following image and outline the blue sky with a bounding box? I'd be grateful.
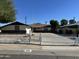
[13,0,79,24]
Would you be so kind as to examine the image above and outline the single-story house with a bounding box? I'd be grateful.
[59,22,79,34]
[0,21,31,34]
[31,23,51,32]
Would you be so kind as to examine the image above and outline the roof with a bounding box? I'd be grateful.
[61,22,79,27]
[0,21,31,28]
[31,23,50,28]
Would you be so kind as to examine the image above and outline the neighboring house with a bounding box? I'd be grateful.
[59,23,79,34]
[0,21,31,34]
[31,23,51,32]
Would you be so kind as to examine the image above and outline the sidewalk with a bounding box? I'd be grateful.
[0,44,41,50]
[0,44,79,56]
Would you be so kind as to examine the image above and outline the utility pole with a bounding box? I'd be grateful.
[25,16,27,24]
[73,17,75,19]
[45,21,47,24]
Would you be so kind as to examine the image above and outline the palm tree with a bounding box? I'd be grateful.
[50,20,59,33]
[61,19,68,26]
[0,0,16,23]
[69,18,76,24]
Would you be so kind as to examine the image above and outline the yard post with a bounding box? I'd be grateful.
[29,34,31,44]
[26,28,32,44]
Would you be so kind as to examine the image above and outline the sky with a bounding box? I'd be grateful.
[13,0,79,24]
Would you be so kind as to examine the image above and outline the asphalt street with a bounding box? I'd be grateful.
[0,49,78,59]
[0,54,78,59]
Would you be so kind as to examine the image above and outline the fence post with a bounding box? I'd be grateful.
[39,33,42,46]
[29,35,31,44]
[74,37,79,46]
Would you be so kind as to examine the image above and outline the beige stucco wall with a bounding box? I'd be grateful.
[1,25,15,30]
[1,25,31,31]
[19,25,31,30]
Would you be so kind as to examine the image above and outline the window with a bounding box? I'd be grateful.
[15,25,19,30]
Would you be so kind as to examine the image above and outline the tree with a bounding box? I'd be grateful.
[50,20,59,33]
[0,0,16,23]
[69,18,76,24]
[61,19,68,26]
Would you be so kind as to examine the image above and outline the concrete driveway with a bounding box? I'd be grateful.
[31,33,75,45]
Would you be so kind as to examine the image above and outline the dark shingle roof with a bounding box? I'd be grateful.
[0,21,31,29]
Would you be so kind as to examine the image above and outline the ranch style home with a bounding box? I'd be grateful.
[0,21,31,34]
[31,23,51,32]
[59,22,79,34]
